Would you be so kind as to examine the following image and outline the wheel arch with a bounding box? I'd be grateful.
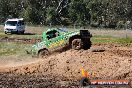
[38,48,49,55]
[69,35,81,45]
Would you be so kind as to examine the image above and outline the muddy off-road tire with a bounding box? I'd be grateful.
[83,40,92,50]
[21,31,24,34]
[72,39,82,50]
[38,49,50,58]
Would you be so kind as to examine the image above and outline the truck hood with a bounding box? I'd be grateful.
[66,30,80,37]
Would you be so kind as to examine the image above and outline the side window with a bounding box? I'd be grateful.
[17,21,21,26]
[46,30,59,40]
[18,21,24,26]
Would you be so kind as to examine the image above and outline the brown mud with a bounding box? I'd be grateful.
[0,44,131,88]
[0,37,41,44]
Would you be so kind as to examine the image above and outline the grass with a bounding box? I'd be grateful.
[115,38,132,43]
[91,35,132,44]
[0,42,31,56]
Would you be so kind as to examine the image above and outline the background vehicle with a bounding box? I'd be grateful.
[29,28,92,58]
[4,18,25,34]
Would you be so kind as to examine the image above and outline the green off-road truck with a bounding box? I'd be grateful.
[30,28,92,58]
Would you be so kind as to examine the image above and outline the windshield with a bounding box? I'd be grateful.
[58,28,68,32]
[6,21,17,26]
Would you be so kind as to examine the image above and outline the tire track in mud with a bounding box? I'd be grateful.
[0,37,41,44]
[0,73,79,88]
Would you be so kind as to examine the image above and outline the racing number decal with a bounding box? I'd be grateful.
[49,40,65,48]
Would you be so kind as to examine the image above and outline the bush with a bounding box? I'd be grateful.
[116,21,125,29]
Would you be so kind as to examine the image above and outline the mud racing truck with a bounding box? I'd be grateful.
[29,28,92,58]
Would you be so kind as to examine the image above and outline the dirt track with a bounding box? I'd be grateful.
[0,44,132,88]
[0,37,41,44]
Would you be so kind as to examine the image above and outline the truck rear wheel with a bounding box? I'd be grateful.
[21,31,24,34]
[72,39,82,50]
[38,49,49,58]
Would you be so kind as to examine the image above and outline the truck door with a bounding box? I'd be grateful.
[46,30,65,50]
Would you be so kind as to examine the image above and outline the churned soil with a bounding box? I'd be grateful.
[0,43,132,88]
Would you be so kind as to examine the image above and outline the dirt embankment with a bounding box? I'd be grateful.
[0,44,132,87]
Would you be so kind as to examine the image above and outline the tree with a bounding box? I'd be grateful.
[68,0,91,26]
[0,0,131,27]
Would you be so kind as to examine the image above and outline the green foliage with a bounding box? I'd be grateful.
[46,7,58,25]
[0,0,132,26]
[68,0,91,26]
[20,6,32,22]
[116,21,125,28]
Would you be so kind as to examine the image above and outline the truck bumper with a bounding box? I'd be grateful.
[4,29,17,33]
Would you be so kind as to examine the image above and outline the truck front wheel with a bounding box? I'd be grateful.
[38,49,49,58]
[71,39,82,50]
[5,31,7,34]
